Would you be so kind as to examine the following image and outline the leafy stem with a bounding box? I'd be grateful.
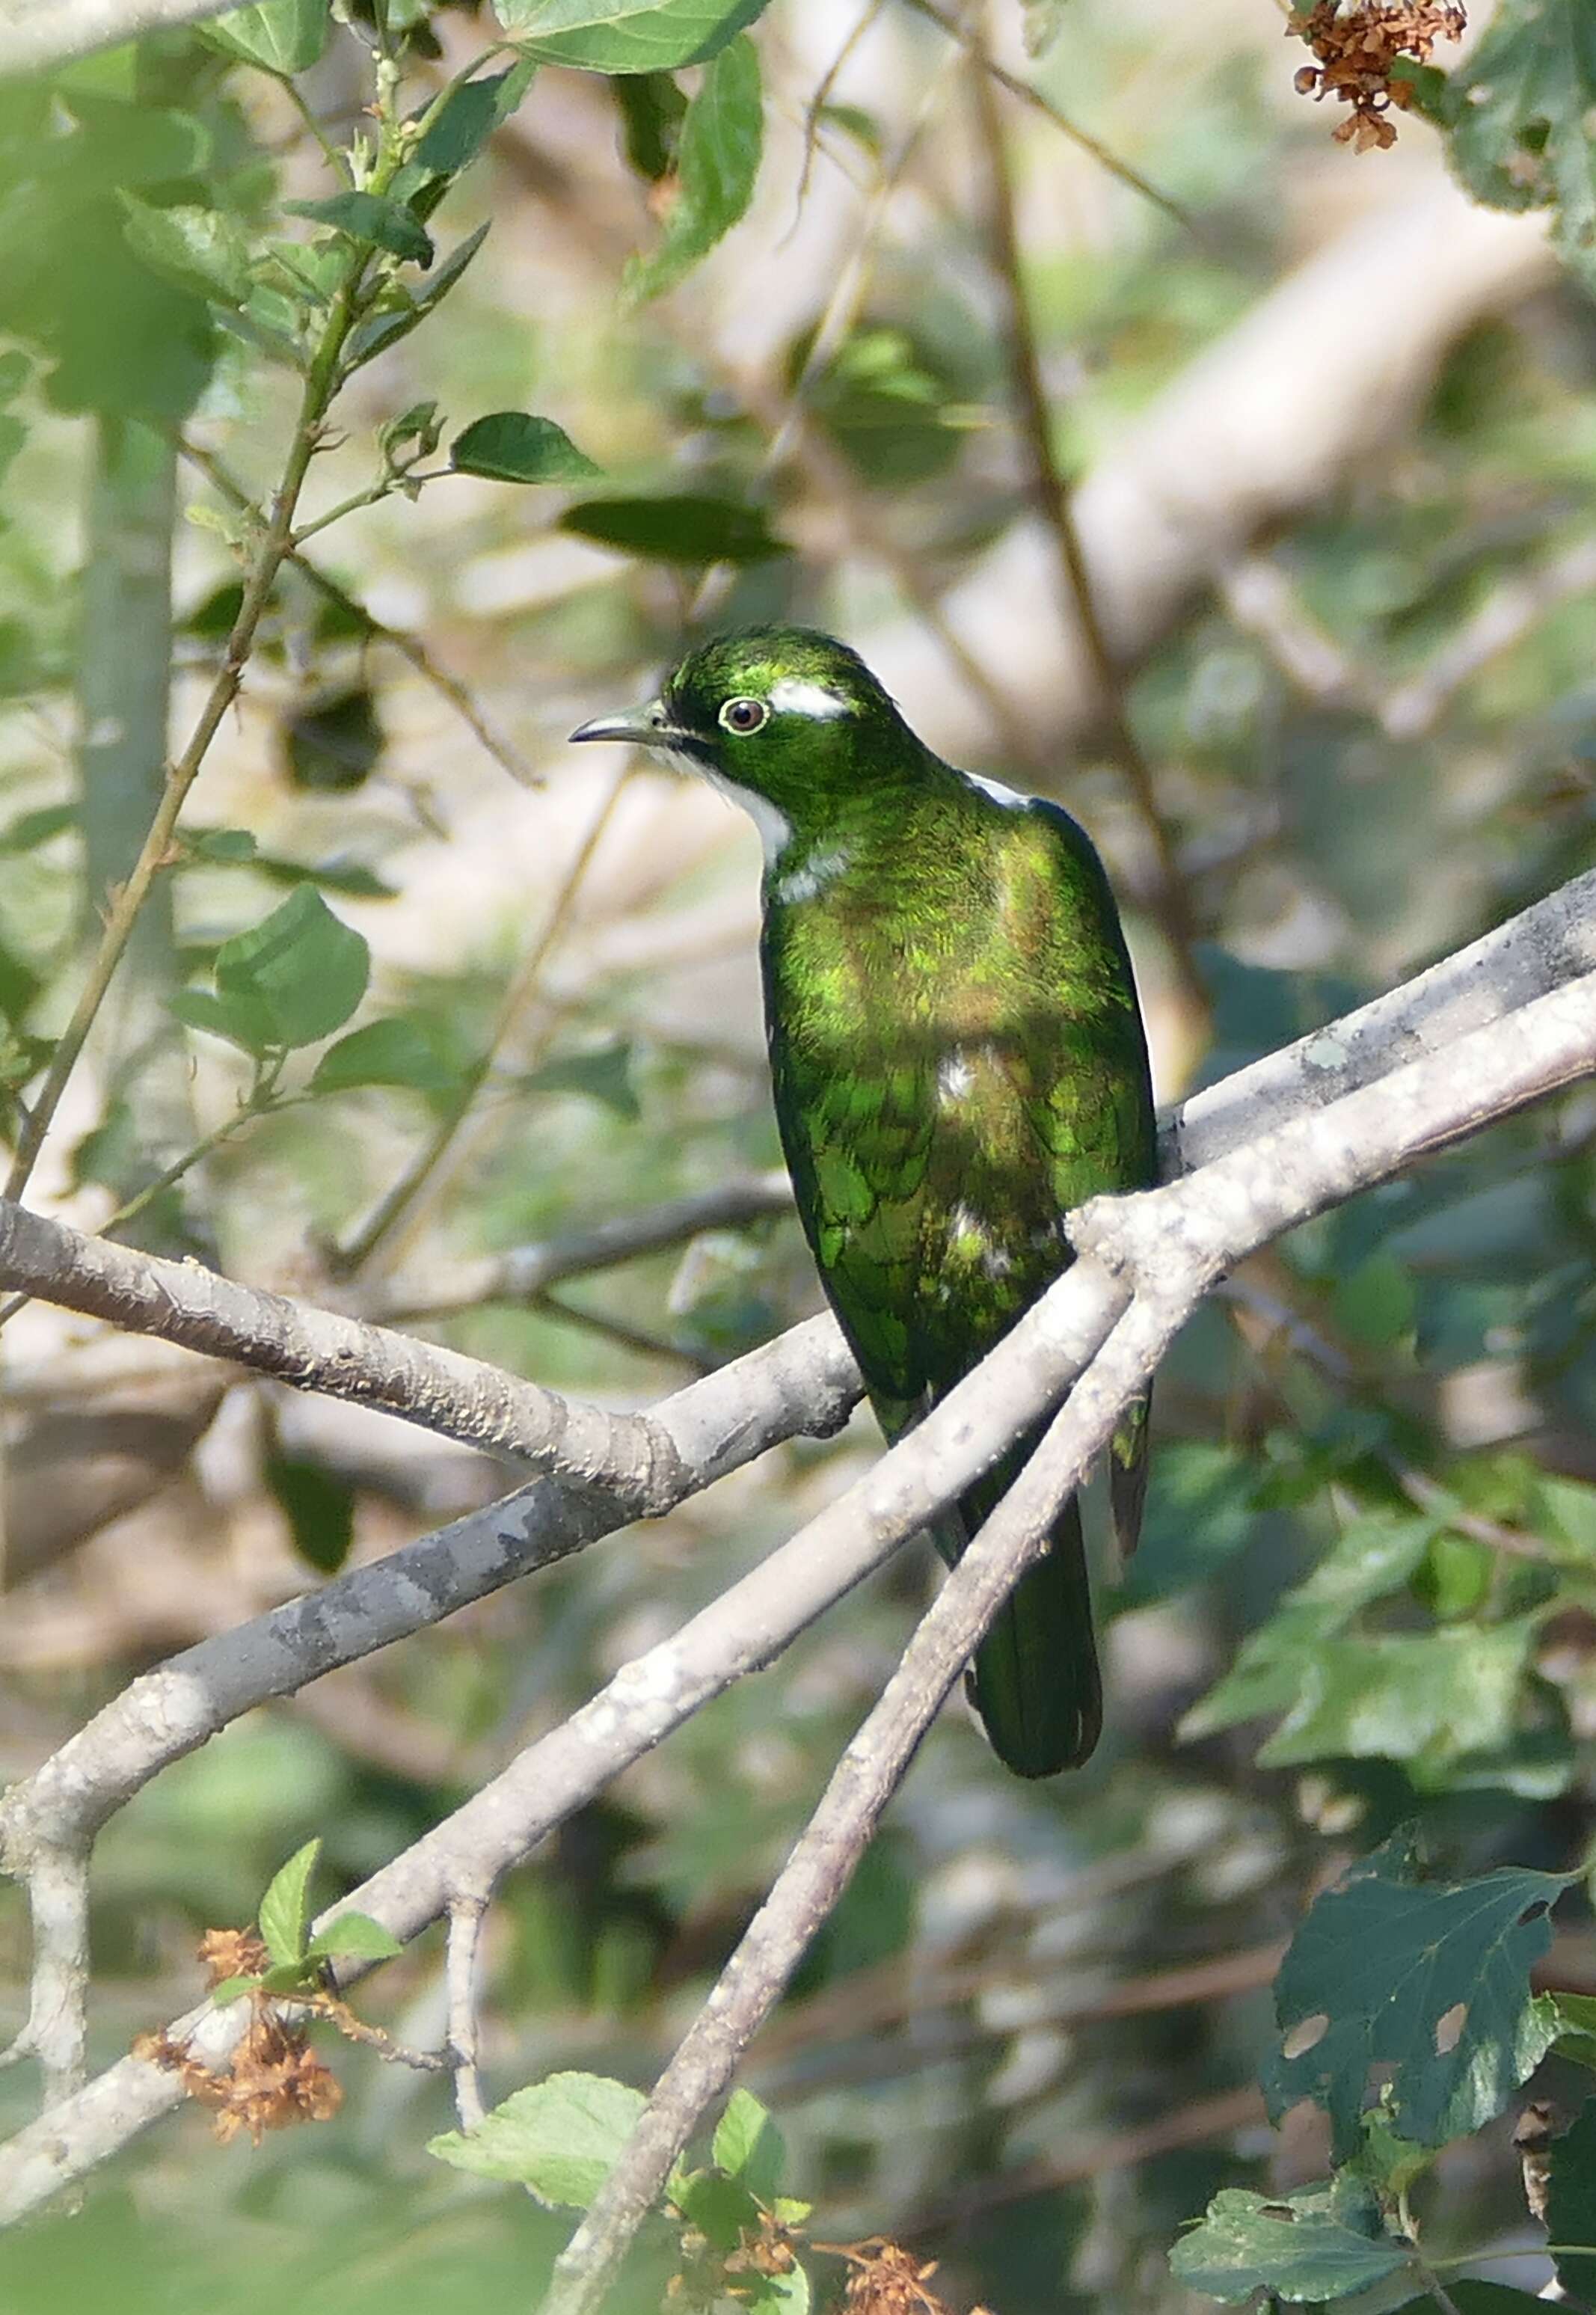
[4,76,411,1206]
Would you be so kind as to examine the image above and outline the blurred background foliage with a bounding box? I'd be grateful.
[1,0,1596,2309]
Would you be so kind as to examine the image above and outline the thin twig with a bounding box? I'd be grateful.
[968,25,1210,1039]
[332,767,633,1274]
[903,0,1194,230]
[180,442,543,791]
[690,43,963,628]
[1381,534,1596,741]
[373,1173,794,1321]
[4,122,407,1206]
[531,1289,713,1376]
[0,1197,708,1492]
[445,1896,488,2131]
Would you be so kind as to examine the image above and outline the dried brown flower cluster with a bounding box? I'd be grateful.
[1289,2,1465,152]
[132,1928,343,2147]
[669,2210,803,2308]
[825,2238,993,2315]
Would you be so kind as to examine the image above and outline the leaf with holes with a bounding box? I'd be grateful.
[1443,0,1596,295]
[428,2071,645,2206]
[1262,1835,1571,2159]
[624,34,761,301]
[1169,2178,1408,2304]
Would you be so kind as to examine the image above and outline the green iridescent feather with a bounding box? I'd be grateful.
[572,626,1158,1776]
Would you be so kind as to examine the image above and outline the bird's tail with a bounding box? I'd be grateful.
[930,1440,1102,1776]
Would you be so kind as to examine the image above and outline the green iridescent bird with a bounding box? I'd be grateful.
[573,626,1156,1775]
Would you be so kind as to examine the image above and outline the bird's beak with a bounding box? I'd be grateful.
[569,699,666,747]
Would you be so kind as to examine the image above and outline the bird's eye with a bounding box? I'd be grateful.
[719,696,770,735]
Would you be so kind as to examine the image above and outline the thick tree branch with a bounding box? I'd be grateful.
[537,967,1596,2315]
[0,1201,705,1506]
[4,954,1593,2227]
[0,1314,861,1864]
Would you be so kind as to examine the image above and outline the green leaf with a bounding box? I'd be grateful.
[559,492,785,564]
[170,984,277,1055]
[179,826,259,864]
[310,1017,458,1094]
[495,0,772,73]
[450,411,602,485]
[0,804,73,854]
[1330,1250,1416,1348]
[285,194,434,268]
[203,0,331,72]
[1114,1442,1259,1606]
[1262,1835,1570,2159]
[283,686,384,792]
[118,197,252,310]
[0,414,24,495]
[304,1913,405,1962]
[346,221,491,367]
[0,352,30,404]
[746,2269,809,2315]
[1181,1512,1438,1741]
[711,2088,784,2200]
[257,1956,321,1995]
[1444,0,1596,292]
[521,1040,637,1118]
[209,1972,265,2005]
[1254,1617,1541,1773]
[258,1838,322,1969]
[1545,1988,1596,2072]
[251,853,399,900]
[1169,2178,1408,2305]
[214,886,370,1050]
[415,63,538,174]
[624,34,761,301]
[428,2072,646,2207]
[265,1450,355,1574]
[49,95,213,188]
[1546,2100,1596,2305]
[673,2168,762,2251]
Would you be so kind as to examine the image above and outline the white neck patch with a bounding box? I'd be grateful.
[964,770,1028,812]
[770,678,850,721]
[700,765,793,862]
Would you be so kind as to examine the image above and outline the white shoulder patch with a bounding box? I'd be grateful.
[770,678,850,721]
[964,770,1029,812]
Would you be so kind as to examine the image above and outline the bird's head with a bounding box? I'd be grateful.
[570,625,921,856]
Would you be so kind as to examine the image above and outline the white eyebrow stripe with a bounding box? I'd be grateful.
[769,678,851,720]
[964,770,1029,811]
